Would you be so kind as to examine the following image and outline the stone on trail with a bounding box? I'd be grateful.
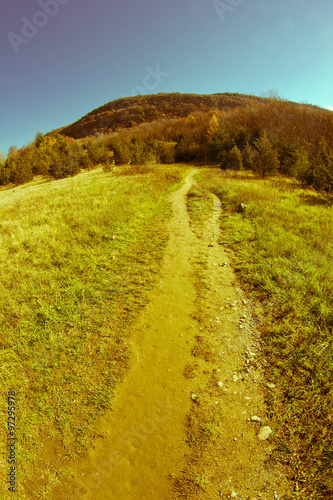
[258,426,272,440]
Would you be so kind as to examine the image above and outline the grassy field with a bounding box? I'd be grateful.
[2,163,333,498]
[0,164,188,499]
[195,168,333,499]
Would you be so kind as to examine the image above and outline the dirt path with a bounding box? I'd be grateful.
[54,169,291,499]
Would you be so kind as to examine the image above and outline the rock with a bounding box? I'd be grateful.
[236,203,247,213]
[233,374,239,382]
[191,394,198,401]
[231,491,238,498]
[258,426,272,440]
[217,381,223,387]
[267,383,276,389]
[251,416,262,423]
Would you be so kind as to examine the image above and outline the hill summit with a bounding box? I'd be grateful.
[56,92,266,139]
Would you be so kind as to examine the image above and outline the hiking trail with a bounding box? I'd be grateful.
[54,168,291,500]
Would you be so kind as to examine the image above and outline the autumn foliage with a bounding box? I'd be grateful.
[1,93,332,191]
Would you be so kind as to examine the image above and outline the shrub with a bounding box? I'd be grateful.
[48,138,81,179]
[0,163,10,185]
[148,140,175,164]
[102,152,115,172]
[107,139,132,165]
[2,150,34,185]
[157,141,175,164]
[49,157,80,179]
[86,139,111,165]
[9,157,34,184]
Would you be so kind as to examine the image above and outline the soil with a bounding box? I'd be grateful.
[52,168,291,500]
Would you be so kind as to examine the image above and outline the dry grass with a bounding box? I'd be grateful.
[197,167,333,499]
[0,164,188,499]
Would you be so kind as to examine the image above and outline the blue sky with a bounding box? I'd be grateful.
[0,0,332,155]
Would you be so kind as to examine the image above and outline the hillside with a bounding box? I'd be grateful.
[2,92,332,193]
[56,92,268,139]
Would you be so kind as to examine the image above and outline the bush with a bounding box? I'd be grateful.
[49,156,80,180]
[102,152,115,172]
[3,152,34,185]
[148,140,175,164]
[0,163,10,185]
[48,136,82,179]
[10,160,33,184]
[107,139,132,165]
[86,139,111,165]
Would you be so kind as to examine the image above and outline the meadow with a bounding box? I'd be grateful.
[0,165,187,499]
[1,160,333,499]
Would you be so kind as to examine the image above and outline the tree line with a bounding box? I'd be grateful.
[1,97,332,192]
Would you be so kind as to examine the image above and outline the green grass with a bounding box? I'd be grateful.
[0,164,188,499]
[197,167,333,499]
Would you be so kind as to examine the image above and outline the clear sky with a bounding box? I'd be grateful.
[0,0,332,155]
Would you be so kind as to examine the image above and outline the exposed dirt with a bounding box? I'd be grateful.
[52,169,291,499]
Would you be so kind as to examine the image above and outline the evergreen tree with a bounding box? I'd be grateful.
[208,128,235,161]
[290,148,311,183]
[34,131,45,148]
[227,145,243,170]
[310,137,333,191]
[242,141,256,170]
[253,131,280,177]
